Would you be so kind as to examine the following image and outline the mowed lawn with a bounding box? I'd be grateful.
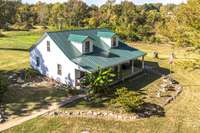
[1,31,200,132]
[0,31,42,71]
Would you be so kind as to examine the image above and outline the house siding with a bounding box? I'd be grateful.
[71,41,83,53]
[30,35,80,87]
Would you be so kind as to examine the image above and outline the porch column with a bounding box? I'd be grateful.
[142,56,144,69]
[117,64,120,79]
[131,60,134,73]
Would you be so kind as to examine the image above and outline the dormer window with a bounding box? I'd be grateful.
[97,31,118,48]
[68,34,94,54]
[85,41,90,53]
[112,37,117,47]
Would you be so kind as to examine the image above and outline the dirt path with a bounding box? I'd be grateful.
[0,94,86,132]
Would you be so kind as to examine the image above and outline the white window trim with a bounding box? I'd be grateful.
[57,64,62,76]
[36,56,40,67]
[85,40,91,53]
[47,41,50,52]
[111,36,118,47]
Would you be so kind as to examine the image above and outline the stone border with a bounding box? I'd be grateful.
[46,110,139,121]
[44,86,183,122]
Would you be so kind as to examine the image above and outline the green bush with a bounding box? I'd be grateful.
[110,87,144,112]
[24,68,39,81]
[81,68,115,95]
[0,76,8,102]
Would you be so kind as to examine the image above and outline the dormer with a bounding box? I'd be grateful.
[97,31,119,48]
[68,34,94,54]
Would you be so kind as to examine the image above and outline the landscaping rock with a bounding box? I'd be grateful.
[97,112,102,116]
[81,131,90,133]
[16,78,24,84]
[103,112,108,116]
[69,112,73,115]
[93,112,97,116]
[21,83,30,88]
[53,112,58,116]
[0,114,5,123]
[87,111,93,115]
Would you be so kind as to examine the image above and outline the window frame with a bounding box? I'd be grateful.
[36,56,40,67]
[47,41,50,52]
[112,36,117,47]
[85,40,91,53]
[57,64,62,75]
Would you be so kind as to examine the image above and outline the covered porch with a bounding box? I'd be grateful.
[112,56,144,82]
[75,56,145,87]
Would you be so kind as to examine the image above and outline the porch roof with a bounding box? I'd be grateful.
[72,41,146,72]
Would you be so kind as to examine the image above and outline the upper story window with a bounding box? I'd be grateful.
[85,41,90,53]
[47,41,50,52]
[36,57,40,67]
[112,37,117,47]
[57,64,62,75]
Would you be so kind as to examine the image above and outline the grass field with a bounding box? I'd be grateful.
[1,31,200,133]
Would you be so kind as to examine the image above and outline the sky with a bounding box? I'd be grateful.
[22,0,187,5]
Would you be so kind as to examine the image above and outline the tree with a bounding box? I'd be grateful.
[0,0,20,29]
[65,0,89,27]
[32,1,49,25]
[157,0,200,47]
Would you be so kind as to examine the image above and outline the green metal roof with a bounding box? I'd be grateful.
[42,28,146,72]
[72,42,145,72]
[97,31,116,38]
[68,34,89,43]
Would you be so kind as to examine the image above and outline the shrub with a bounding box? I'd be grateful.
[110,87,144,112]
[0,76,8,102]
[81,68,115,95]
[24,68,39,81]
[12,22,34,31]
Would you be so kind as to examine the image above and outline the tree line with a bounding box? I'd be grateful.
[0,0,200,48]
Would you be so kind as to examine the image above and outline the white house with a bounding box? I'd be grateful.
[30,28,146,87]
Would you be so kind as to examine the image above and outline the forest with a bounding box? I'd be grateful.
[0,0,200,48]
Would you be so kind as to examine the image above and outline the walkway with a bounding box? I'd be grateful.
[0,94,86,132]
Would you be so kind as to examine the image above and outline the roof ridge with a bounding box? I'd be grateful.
[46,27,110,34]
[69,33,88,37]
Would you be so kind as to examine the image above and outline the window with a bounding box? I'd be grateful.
[57,64,62,75]
[47,41,50,52]
[85,41,90,53]
[36,57,40,67]
[112,37,117,47]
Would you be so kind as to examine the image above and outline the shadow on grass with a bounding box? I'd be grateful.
[0,69,68,118]
[0,47,29,52]
[136,102,165,118]
[116,61,170,92]
[64,97,108,109]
